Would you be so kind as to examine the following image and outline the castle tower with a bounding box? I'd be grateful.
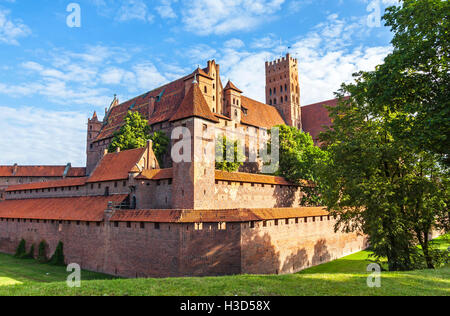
[224,80,243,123]
[169,82,219,210]
[86,111,103,175]
[265,53,301,129]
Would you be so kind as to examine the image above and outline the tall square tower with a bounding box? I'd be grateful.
[265,53,301,129]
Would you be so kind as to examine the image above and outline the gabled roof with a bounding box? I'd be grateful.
[136,168,173,181]
[0,195,128,222]
[170,83,219,123]
[6,177,88,192]
[87,148,147,183]
[224,80,243,93]
[110,207,329,223]
[0,165,85,178]
[240,96,285,128]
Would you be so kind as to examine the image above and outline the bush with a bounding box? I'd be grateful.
[14,239,27,258]
[37,240,48,263]
[49,241,65,266]
[24,244,35,259]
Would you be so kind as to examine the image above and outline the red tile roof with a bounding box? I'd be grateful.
[224,80,243,93]
[0,195,128,221]
[135,168,173,181]
[87,148,146,183]
[240,96,285,128]
[95,76,187,141]
[110,207,328,223]
[6,177,88,192]
[66,167,86,177]
[170,83,219,123]
[0,165,85,178]
[301,98,348,141]
[215,170,293,186]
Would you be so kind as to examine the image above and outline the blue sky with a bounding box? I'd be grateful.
[0,0,399,166]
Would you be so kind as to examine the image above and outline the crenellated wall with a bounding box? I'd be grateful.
[0,212,368,278]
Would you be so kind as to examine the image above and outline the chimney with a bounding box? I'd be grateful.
[12,163,18,176]
[146,139,153,169]
[148,96,156,118]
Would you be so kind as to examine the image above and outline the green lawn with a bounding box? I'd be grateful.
[0,235,449,296]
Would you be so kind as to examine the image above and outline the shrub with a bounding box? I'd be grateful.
[37,240,49,263]
[49,241,65,266]
[14,239,26,258]
[24,244,35,259]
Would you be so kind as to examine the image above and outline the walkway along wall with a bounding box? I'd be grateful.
[0,208,368,278]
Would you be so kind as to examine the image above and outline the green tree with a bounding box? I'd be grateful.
[358,0,449,166]
[37,240,48,263]
[319,93,449,271]
[269,125,329,206]
[109,111,150,152]
[149,131,170,167]
[14,239,26,258]
[215,136,244,172]
[109,111,169,166]
[49,241,65,266]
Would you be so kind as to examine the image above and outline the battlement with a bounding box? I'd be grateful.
[265,54,298,69]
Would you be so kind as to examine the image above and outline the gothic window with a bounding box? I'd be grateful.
[280,97,283,104]
[274,88,276,95]
[274,99,277,105]
[285,84,287,92]
[280,85,283,92]
[234,109,238,118]
[269,88,272,96]
[269,99,272,105]
[285,95,288,102]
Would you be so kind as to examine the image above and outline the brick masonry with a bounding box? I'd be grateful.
[0,214,367,278]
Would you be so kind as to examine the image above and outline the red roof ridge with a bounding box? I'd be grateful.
[87,147,147,183]
[170,83,219,123]
[224,80,243,93]
[6,177,88,192]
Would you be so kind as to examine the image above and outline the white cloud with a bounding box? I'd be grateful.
[0,106,87,166]
[182,0,285,35]
[218,13,392,105]
[0,9,31,45]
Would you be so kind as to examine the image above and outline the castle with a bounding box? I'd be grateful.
[0,55,367,278]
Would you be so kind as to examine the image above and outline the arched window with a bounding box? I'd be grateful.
[274,88,276,95]
[274,99,277,105]
[285,95,288,102]
[234,109,238,118]
[269,88,272,96]
[285,84,287,92]
[269,99,272,105]
[280,97,283,104]
[204,86,207,93]
[233,98,235,105]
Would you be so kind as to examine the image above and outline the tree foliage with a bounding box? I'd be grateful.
[108,111,169,167]
[319,86,449,271]
[362,0,450,166]
[317,0,450,271]
[271,125,329,206]
[215,136,244,172]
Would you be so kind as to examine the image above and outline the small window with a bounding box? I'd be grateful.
[155,223,160,230]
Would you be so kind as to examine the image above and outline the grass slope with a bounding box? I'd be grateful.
[0,236,449,296]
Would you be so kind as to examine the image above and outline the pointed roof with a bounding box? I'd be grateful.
[184,67,213,81]
[224,80,243,93]
[91,111,98,121]
[170,83,219,123]
[87,147,147,183]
